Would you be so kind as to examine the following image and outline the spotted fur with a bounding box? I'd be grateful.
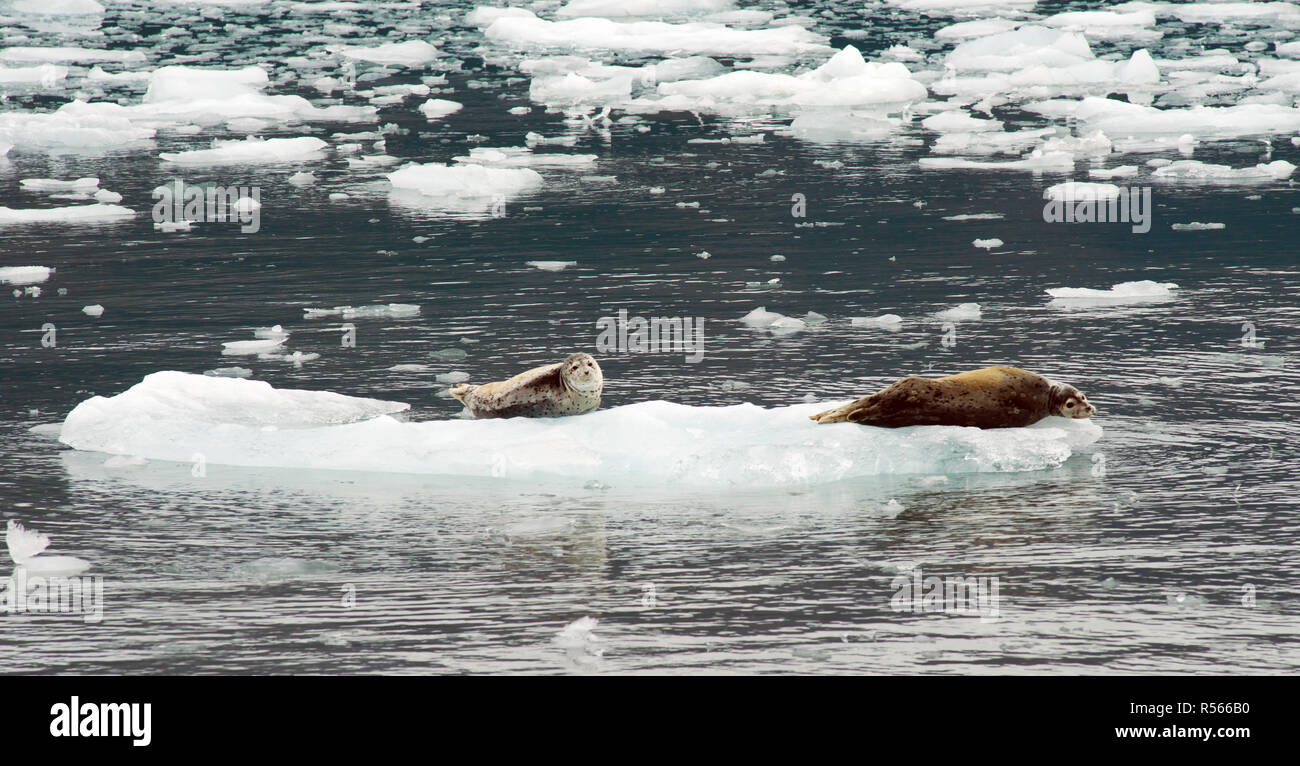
[450,353,602,419]
[810,366,1095,429]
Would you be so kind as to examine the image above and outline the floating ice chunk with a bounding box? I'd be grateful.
[103,455,146,468]
[941,213,1003,221]
[0,266,53,284]
[435,371,470,384]
[418,98,463,119]
[93,189,123,204]
[1046,280,1178,300]
[330,41,440,67]
[647,46,926,112]
[1043,181,1120,201]
[11,0,104,13]
[430,348,468,361]
[934,18,1022,40]
[1171,222,1225,231]
[889,0,1036,14]
[1038,97,1300,140]
[972,238,1002,250]
[1089,165,1139,179]
[387,162,543,213]
[933,302,981,321]
[526,260,577,271]
[0,100,156,152]
[161,137,328,165]
[556,0,733,17]
[58,372,1103,486]
[1041,10,1160,42]
[454,147,598,169]
[288,171,316,186]
[20,177,99,191]
[82,304,104,317]
[303,304,420,319]
[6,520,90,576]
[222,338,286,356]
[740,306,784,327]
[253,325,287,340]
[0,64,68,85]
[0,47,143,64]
[920,149,1074,172]
[482,9,830,57]
[204,367,252,378]
[851,314,904,330]
[1152,159,1296,182]
[946,26,1094,73]
[922,110,1003,133]
[0,203,134,224]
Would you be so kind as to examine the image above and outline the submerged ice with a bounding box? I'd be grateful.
[58,372,1102,489]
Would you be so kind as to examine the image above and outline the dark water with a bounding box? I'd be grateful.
[0,0,1297,674]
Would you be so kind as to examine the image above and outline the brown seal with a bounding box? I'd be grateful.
[810,366,1095,428]
[449,352,602,419]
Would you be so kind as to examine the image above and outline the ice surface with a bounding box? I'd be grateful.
[330,41,440,67]
[1046,280,1178,300]
[1171,222,1225,231]
[0,47,144,64]
[482,9,830,57]
[303,304,420,319]
[1151,159,1296,182]
[388,162,543,213]
[851,314,904,330]
[740,307,808,334]
[20,177,99,191]
[1043,181,1121,201]
[0,203,134,223]
[6,520,90,576]
[58,372,1104,487]
[933,302,982,321]
[972,238,1002,249]
[160,136,328,165]
[0,266,53,284]
[418,98,463,119]
[556,0,733,17]
[527,260,577,271]
[82,304,104,317]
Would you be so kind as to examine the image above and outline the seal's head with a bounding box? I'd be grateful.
[560,352,603,393]
[1049,382,1096,419]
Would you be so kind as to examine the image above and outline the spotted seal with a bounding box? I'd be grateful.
[449,352,603,419]
[810,366,1095,428]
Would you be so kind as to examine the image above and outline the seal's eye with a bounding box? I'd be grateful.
[1065,400,1075,408]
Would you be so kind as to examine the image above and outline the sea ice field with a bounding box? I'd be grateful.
[0,0,1297,675]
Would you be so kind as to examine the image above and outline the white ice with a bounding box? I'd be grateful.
[6,520,90,577]
[0,266,53,284]
[58,372,1104,488]
[1046,280,1178,300]
[160,136,328,165]
[0,203,134,223]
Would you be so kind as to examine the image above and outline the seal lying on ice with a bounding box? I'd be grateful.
[810,366,1095,428]
[450,353,603,419]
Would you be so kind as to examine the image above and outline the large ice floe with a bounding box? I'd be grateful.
[477,8,830,57]
[58,372,1102,489]
[387,162,544,216]
[0,65,375,153]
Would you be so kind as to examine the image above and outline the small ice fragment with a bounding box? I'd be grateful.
[526,260,577,271]
[0,266,53,285]
[435,371,470,384]
[933,303,981,322]
[82,304,104,317]
[973,238,1002,250]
